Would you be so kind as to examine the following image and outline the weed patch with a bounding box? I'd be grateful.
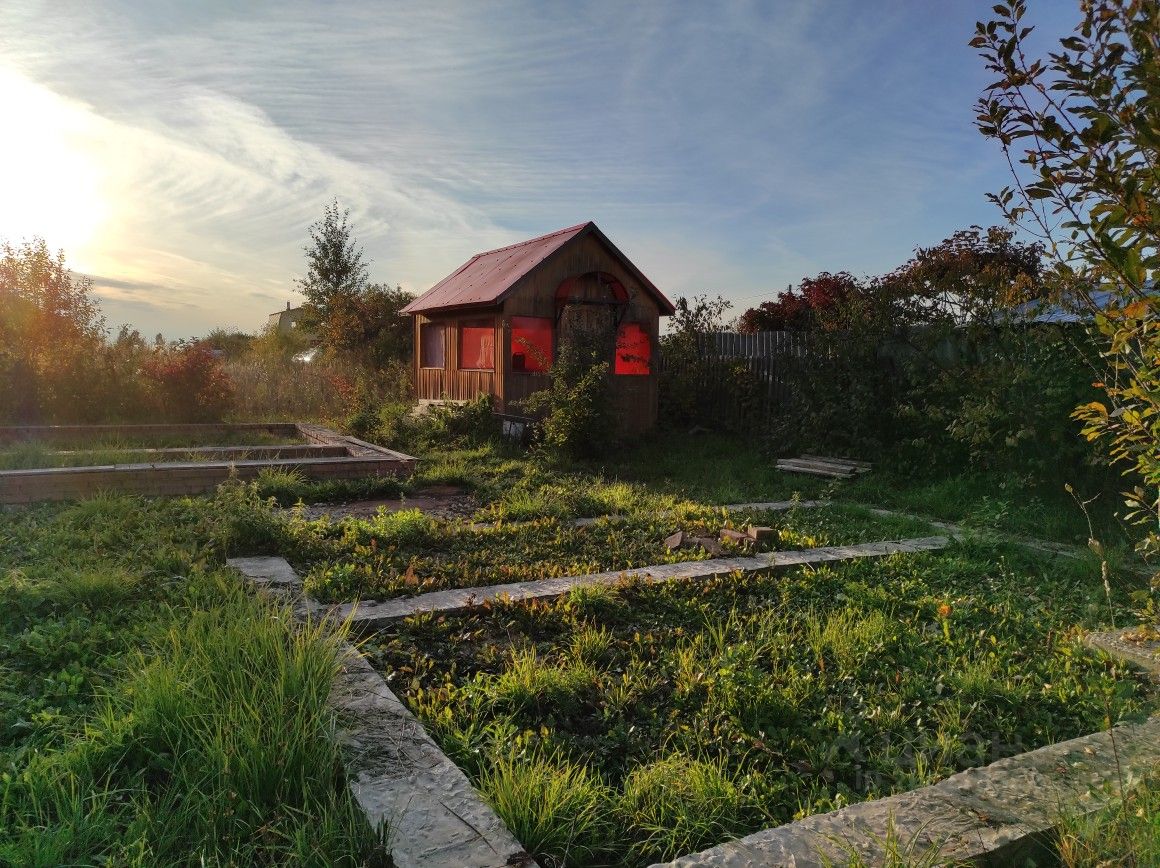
[367,543,1154,867]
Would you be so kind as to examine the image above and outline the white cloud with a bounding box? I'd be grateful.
[1,0,1068,336]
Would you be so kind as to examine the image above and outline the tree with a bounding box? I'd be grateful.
[740,229,1043,335]
[297,199,369,322]
[295,201,414,365]
[317,283,414,366]
[881,225,1044,327]
[0,237,107,422]
[738,272,861,332]
[973,0,1160,607]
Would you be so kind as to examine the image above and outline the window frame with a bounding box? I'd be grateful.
[457,318,496,372]
[418,322,446,369]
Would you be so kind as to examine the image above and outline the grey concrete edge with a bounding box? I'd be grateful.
[325,536,949,631]
[650,715,1160,868]
[1086,629,1160,682]
[227,556,539,868]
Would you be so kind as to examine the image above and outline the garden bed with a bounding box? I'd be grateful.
[364,542,1155,867]
[0,423,415,504]
[283,503,937,602]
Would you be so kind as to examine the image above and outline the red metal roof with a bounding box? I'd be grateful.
[401,221,675,316]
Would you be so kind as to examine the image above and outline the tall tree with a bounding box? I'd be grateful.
[297,199,369,321]
[0,238,107,421]
[973,0,1160,596]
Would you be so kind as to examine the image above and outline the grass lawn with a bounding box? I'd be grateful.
[382,432,1132,550]
[366,536,1154,867]
[1,427,1152,867]
[607,431,1133,545]
[0,486,385,867]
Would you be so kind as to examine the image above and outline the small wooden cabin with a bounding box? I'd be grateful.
[401,221,675,437]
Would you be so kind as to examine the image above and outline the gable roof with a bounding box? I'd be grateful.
[401,221,675,316]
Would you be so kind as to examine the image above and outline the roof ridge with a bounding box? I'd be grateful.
[471,221,591,259]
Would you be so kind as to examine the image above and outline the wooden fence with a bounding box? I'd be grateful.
[661,331,820,432]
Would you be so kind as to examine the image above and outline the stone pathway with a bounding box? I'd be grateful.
[652,715,1160,868]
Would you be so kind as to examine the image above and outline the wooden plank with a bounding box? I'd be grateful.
[800,454,873,470]
[775,459,856,478]
[784,456,863,473]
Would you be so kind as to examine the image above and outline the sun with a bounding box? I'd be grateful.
[0,67,109,261]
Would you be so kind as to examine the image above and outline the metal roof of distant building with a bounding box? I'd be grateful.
[1009,282,1156,323]
[401,221,675,316]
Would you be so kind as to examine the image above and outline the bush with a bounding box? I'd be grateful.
[357,394,497,454]
[521,327,613,462]
[142,344,235,423]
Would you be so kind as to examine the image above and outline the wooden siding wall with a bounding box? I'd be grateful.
[500,233,662,436]
[414,313,501,403]
[412,232,664,436]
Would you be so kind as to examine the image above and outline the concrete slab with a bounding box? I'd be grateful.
[1086,629,1160,681]
[331,645,536,868]
[651,716,1160,868]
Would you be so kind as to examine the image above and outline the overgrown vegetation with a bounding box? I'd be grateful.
[974,0,1159,626]
[1055,767,1160,867]
[665,227,1106,483]
[1,202,415,428]
[520,324,614,462]
[0,485,385,866]
[367,535,1153,867]
[286,502,838,603]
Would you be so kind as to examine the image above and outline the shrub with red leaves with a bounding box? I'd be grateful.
[142,344,235,422]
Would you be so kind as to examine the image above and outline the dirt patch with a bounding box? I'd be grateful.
[297,485,477,521]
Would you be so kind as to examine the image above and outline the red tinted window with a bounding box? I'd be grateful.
[419,323,444,368]
[459,320,495,370]
[511,316,553,372]
[615,322,651,375]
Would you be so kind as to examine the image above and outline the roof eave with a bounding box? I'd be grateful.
[404,300,504,318]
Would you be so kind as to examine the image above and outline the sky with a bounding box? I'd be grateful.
[0,0,1081,339]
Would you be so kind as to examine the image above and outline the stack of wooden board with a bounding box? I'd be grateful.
[776,455,872,478]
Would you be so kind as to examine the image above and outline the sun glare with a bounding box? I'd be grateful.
[0,67,109,261]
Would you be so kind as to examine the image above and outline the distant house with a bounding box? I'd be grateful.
[268,302,305,335]
[401,221,675,436]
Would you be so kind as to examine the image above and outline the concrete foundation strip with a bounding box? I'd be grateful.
[230,546,1159,868]
[650,714,1160,868]
[228,555,538,868]
[228,538,945,866]
[859,506,1157,577]
[309,537,950,631]
[1086,630,1160,681]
